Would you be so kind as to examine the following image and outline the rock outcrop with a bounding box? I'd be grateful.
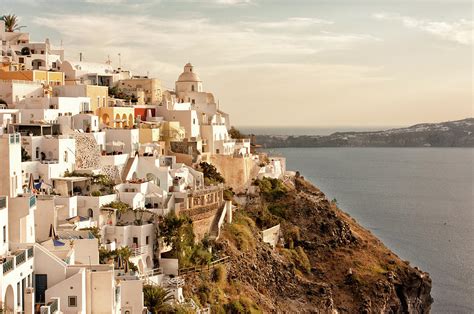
[183,176,433,313]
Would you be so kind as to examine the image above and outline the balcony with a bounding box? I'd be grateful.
[2,258,13,274]
[1,246,34,275]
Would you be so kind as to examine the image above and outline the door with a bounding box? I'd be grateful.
[34,274,47,304]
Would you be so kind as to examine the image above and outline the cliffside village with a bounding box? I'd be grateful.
[0,20,287,313]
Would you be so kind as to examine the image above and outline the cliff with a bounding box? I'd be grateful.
[255,118,474,148]
[183,176,433,313]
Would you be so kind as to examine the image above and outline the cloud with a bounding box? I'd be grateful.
[32,14,377,69]
[84,0,126,3]
[215,0,252,4]
[373,12,474,45]
[242,17,333,30]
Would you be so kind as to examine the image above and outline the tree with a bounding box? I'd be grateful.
[143,285,174,313]
[2,14,25,32]
[159,214,194,262]
[228,126,245,139]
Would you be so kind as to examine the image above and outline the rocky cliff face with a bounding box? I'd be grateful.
[184,176,433,313]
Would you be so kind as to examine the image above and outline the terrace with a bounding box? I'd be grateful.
[1,246,34,276]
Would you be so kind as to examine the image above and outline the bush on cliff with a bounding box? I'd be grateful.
[198,162,225,185]
[253,177,287,201]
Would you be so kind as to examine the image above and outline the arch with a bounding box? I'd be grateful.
[115,113,121,128]
[102,113,110,126]
[31,59,43,70]
[128,114,134,127]
[146,173,159,186]
[138,259,145,274]
[4,284,15,312]
[122,114,128,128]
[146,256,152,269]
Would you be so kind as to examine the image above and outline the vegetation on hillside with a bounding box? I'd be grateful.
[159,213,212,268]
[198,162,225,185]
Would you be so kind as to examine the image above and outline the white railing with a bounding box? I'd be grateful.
[131,245,148,257]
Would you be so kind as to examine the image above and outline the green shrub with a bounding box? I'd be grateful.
[228,223,255,251]
[211,264,227,286]
[91,190,102,197]
[253,177,287,201]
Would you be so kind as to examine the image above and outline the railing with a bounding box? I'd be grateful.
[138,268,163,279]
[27,247,34,258]
[178,256,230,275]
[2,259,13,274]
[29,195,36,208]
[164,276,185,288]
[15,250,26,266]
[131,245,148,257]
[49,298,59,313]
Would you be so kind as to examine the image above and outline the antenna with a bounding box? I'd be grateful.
[118,53,122,69]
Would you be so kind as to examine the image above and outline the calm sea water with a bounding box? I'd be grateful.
[264,147,473,313]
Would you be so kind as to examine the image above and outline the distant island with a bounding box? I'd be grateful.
[254,118,474,148]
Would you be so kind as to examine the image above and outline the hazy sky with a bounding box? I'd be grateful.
[2,0,473,127]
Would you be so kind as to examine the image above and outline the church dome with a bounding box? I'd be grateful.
[177,63,202,82]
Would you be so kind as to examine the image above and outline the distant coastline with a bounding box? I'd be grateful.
[248,118,474,148]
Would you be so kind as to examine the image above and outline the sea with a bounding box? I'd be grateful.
[252,135,473,313]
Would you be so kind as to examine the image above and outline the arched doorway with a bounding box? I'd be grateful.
[122,114,128,128]
[31,59,43,70]
[146,256,152,269]
[102,113,110,126]
[115,114,121,128]
[138,259,144,274]
[146,173,158,186]
[4,284,15,313]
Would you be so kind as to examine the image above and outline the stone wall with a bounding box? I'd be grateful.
[209,155,260,192]
[72,133,101,169]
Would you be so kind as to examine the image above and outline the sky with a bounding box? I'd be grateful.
[1,0,473,127]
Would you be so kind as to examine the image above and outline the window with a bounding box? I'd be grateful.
[19,57,24,63]
[3,226,6,243]
[191,85,194,92]
[68,296,77,307]
[52,62,56,68]
[193,118,196,125]
[88,208,93,218]
[146,236,149,245]
[36,147,39,159]
[64,151,68,162]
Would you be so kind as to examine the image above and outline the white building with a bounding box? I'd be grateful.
[1,21,64,71]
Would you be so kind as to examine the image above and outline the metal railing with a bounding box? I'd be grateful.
[2,259,13,274]
[29,195,36,208]
[15,251,26,266]
[49,298,58,313]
